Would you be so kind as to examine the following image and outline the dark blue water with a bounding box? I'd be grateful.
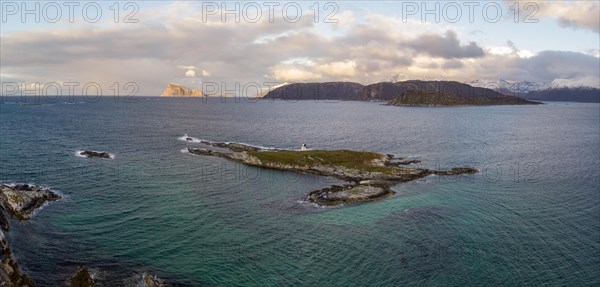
[1,97,599,286]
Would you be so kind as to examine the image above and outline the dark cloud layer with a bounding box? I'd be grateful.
[410,30,485,59]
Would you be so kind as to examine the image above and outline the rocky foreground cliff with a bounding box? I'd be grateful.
[161,83,203,97]
[0,183,61,286]
[0,183,171,286]
[262,80,540,105]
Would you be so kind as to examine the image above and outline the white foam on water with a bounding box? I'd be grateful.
[223,141,294,151]
[178,134,203,143]
[180,135,291,151]
[296,200,339,209]
[30,201,50,218]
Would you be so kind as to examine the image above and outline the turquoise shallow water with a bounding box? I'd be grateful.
[1,97,599,286]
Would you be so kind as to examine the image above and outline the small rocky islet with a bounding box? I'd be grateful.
[186,140,478,206]
[78,150,112,159]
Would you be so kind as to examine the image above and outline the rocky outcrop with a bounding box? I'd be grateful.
[139,273,169,287]
[0,184,61,221]
[68,266,94,287]
[79,150,112,159]
[262,80,540,105]
[186,141,478,206]
[0,183,62,287]
[161,83,203,97]
[307,184,393,206]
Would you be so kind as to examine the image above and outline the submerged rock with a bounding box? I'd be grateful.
[79,150,111,159]
[432,167,478,176]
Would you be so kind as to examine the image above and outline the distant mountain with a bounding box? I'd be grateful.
[262,80,539,105]
[261,82,364,101]
[520,87,600,103]
[161,83,203,97]
[387,89,536,106]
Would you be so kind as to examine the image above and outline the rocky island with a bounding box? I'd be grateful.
[261,80,540,105]
[1,183,62,286]
[161,83,203,97]
[186,141,477,206]
[78,150,112,159]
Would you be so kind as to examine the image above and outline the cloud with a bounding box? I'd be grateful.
[185,70,196,77]
[442,59,464,70]
[509,1,599,33]
[178,65,197,70]
[269,65,322,82]
[519,51,600,83]
[316,60,357,78]
[409,30,485,59]
[1,1,598,95]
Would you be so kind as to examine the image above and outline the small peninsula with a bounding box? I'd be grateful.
[185,141,477,206]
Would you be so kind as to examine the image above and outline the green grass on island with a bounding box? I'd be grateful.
[247,150,397,173]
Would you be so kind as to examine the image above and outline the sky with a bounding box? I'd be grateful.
[1,0,599,96]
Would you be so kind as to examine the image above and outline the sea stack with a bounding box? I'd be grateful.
[161,83,204,97]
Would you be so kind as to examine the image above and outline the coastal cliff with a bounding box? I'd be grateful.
[161,83,203,97]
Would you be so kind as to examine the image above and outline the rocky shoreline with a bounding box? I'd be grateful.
[0,183,61,286]
[186,141,477,206]
[64,266,169,287]
[0,183,171,286]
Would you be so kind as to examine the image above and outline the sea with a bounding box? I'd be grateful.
[1,96,598,286]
